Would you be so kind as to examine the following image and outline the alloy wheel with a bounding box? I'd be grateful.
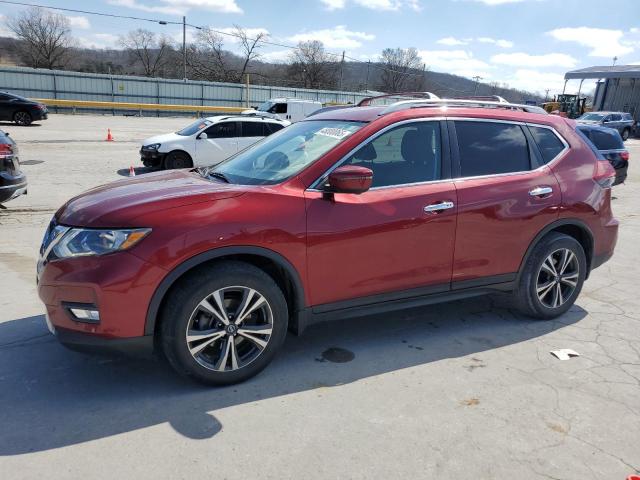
[536,248,579,309]
[185,286,273,372]
[14,112,31,126]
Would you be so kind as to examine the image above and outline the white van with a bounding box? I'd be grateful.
[242,98,322,123]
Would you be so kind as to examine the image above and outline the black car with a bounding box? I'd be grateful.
[0,92,48,126]
[0,130,27,204]
[577,124,628,185]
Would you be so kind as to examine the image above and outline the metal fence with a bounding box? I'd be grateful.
[0,65,377,116]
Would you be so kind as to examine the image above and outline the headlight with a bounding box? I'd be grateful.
[51,228,151,259]
[143,143,161,151]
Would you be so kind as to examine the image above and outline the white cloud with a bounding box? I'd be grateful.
[477,37,513,48]
[466,0,535,4]
[547,27,633,57]
[320,0,421,10]
[419,49,491,78]
[437,36,468,46]
[0,14,15,38]
[503,69,566,95]
[66,15,90,29]
[260,50,291,63]
[108,0,242,15]
[491,52,577,67]
[320,0,346,9]
[289,25,375,49]
[77,33,120,49]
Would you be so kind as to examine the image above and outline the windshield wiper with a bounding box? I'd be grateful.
[208,171,231,183]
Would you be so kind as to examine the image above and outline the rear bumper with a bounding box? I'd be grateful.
[0,171,27,203]
[613,163,628,185]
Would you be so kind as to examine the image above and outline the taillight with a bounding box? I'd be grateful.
[0,144,12,154]
[594,160,616,189]
[36,104,46,110]
[620,151,630,161]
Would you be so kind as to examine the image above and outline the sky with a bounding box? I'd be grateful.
[1,0,639,95]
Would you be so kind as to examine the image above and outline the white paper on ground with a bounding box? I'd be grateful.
[550,349,580,360]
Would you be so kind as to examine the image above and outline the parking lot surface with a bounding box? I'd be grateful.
[0,114,639,479]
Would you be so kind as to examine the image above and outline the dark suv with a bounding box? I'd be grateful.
[37,99,619,385]
[0,92,48,126]
[0,130,27,204]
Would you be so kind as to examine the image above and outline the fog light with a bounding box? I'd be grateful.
[69,308,100,322]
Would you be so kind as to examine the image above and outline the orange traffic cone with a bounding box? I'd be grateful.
[106,129,114,142]
[128,165,136,177]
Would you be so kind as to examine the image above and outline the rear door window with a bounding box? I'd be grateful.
[240,121,265,137]
[454,121,531,177]
[265,123,284,135]
[528,126,566,164]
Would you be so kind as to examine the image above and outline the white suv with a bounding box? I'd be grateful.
[140,115,290,169]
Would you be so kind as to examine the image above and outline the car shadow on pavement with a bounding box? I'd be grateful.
[116,166,158,177]
[0,295,586,455]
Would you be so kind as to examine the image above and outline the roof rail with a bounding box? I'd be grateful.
[357,91,439,107]
[378,98,547,115]
[453,95,509,103]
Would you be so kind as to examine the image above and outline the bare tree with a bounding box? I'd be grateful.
[119,29,172,77]
[187,28,232,82]
[233,25,267,83]
[288,40,337,89]
[380,47,422,93]
[6,7,72,69]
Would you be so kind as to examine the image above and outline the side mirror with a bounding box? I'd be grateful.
[198,132,208,139]
[327,165,373,194]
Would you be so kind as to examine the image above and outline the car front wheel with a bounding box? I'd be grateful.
[164,151,193,169]
[160,261,288,385]
[514,232,586,319]
[621,128,630,141]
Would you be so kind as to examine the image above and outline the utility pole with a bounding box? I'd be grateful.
[544,88,550,102]
[472,75,483,95]
[365,60,370,92]
[245,73,250,108]
[339,50,345,91]
[612,56,618,66]
[182,16,187,81]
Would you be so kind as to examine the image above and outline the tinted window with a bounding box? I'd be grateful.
[205,122,237,138]
[273,103,287,114]
[344,122,441,188]
[455,121,530,177]
[575,128,606,160]
[623,113,633,120]
[529,126,565,164]
[265,123,284,135]
[241,121,265,137]
[589,128,624,150]
[610,114,622,122]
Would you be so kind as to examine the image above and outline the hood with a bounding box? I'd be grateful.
[56,169,245,227]
[142,132,183,146]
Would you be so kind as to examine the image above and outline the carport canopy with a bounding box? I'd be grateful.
[565,65,640,80]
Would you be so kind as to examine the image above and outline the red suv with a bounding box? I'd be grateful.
[37,100,619,385]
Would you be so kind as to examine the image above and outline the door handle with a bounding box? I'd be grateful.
[424,201,455,213]
[529,186,553,197]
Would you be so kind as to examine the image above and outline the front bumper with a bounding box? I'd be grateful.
[38,249,168,347]
[51,324,154,357]
[140,149,166,168]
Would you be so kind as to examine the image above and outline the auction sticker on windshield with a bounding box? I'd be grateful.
[316,127,353,139]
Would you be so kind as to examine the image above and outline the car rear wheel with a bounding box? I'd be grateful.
[514,233,586,319]
[13,111,32,126]
[164,151,193,169]
[160,261,288,385]
[621,128,630,141]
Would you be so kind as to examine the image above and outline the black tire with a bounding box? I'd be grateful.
[513,233,586,320]
[13,111,32,126]
[621,128,630,141]
[160,261,288,385]
[164,151,193,170]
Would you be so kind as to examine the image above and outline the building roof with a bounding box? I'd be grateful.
[565,65,640,80]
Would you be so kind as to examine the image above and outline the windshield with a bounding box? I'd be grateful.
[256,101,274,112]
[207,120,365,185]
[579,113,605,121]
[176,119,213,136]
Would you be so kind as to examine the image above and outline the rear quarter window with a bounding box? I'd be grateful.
[455,121,531,177]
[588,128,624,150]
[528,126,566,164]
